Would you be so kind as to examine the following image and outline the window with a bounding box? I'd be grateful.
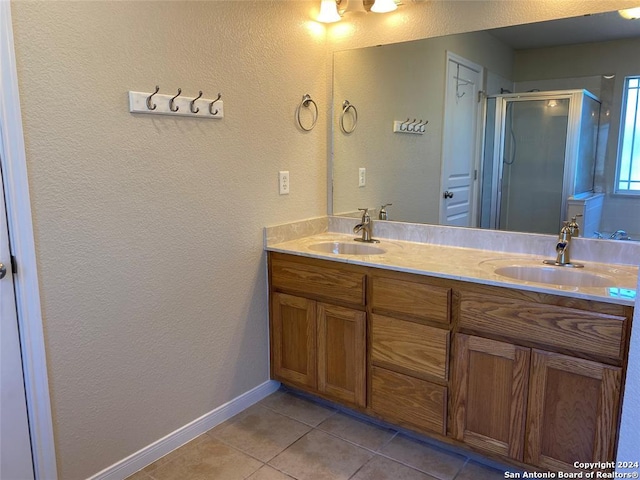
[616,76,640,193]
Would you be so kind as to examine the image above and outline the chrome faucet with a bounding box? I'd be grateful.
[610,230,629,240]
[543,221,583,268]
[353,208,379,243]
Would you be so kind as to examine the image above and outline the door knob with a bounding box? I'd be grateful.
[0,262,6,280]
[443,191,454,199]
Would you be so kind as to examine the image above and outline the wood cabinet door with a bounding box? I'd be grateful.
[451,334,530,460]
[317,303,366,407]
[271,293,317,388]
[525,350,622,472]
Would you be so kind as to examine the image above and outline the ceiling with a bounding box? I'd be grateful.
[487,10,640,50]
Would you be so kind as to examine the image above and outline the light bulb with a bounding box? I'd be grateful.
[318,0,341,23]
[370,0,397,13]
[619,7,640,19]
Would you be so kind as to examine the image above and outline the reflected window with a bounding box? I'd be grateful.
[616,76,640,193]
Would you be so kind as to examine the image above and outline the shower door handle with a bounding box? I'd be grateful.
[443,191,454,199]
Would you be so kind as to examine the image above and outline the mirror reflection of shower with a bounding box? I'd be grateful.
[480,90,601,235]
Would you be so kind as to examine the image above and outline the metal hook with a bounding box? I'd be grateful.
[420,119,429,132]
[169,88,181,112]
[190,91,203,114]
[146,85,160,111]
[400,118,410,131]
[209,93,222,115]
[407,118,417,132]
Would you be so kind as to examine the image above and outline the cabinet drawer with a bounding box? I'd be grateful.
[372,314,449,380]
[271,256,366,306]
[459,292,626,362]
[372,276,451,325]
[371,366,447,435]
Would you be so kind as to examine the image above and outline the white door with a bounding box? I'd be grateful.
[440,53,484,226]
[0,163,35,480]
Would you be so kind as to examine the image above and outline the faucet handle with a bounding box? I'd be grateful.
[357,208,370,220]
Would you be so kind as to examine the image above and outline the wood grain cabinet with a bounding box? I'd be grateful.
[453,289,630,471]
[369,274,452,435]
[269,254,367,407]
[268,251,633,472]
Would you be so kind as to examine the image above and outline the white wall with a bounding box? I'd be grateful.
[10,0,640,478]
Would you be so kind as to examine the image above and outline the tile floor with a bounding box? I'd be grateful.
[127,389,509,480]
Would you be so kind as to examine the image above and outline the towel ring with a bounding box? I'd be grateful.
[296,94,318,132]
[340,100,358,134]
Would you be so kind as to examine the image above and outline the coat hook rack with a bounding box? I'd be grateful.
[129,86,224,119]
[393,118,428,134]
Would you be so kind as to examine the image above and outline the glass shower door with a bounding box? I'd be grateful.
[498,98,570,235]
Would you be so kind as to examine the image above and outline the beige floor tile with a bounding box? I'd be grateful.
[317,412,396,451]
[379,435,466,480]
[454,460,507,480]
[259,390,335,426]
[125,470,153,480]
[351,455,439,480]
[269,429,372,480]
[148,435,262,480]
[247,465,296,480]
[208,404,311,462]
[142,435,208,474]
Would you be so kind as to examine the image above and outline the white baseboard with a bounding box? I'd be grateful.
[88,380,281,480]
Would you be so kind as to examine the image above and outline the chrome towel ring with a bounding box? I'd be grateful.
[296,94,318,131]
[340,100,358,134]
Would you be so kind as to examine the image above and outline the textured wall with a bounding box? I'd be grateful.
[11,2,327,478]
[10,0,640,479]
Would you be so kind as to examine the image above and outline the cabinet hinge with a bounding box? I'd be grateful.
[478,90,485,103]
[11,255,17,275]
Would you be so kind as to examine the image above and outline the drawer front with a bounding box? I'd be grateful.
[271,256,366,306]
[459,292,626,362]
[372,314,449,380]
[372,276,451,325]
[371,366,447,435]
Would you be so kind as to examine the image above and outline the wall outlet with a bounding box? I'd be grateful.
[279,171,290,195]
[358,167,366,187]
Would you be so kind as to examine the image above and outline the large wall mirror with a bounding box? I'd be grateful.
[331,10,640,240]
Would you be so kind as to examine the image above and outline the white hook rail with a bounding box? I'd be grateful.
[129,88,224,119]
[393,118,428,134]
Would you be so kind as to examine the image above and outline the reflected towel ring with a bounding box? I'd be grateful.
[169,88,182,112]
[340,100,358,134]
[296,94,318,131]
[209,93,222,115]
[146,85,160,111]
[190,91,203,114]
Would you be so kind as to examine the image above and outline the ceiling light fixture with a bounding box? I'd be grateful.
[317,0,399,23]
[318,0,341,23]
[619,7,640,19]
[370,0,398,13]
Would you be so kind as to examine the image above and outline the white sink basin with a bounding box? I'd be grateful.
[494,265,615,288]
[308,241,386,256]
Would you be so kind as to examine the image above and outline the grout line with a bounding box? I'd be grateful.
[452,457,470,480]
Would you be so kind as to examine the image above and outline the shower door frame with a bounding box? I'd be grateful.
[487,90,595,232]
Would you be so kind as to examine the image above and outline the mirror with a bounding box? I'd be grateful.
[331,10,640,240]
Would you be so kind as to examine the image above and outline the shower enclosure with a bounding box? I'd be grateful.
[480,90,601,235]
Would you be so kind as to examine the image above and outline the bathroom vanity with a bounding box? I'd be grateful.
[265,228,637,473]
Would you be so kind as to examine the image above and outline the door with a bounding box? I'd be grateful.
[526,350,622,472]
[1,164,35,480]
[451,334,530,461]
[317,303,366,406]
[440,53,484,226]
[270,293,317,388]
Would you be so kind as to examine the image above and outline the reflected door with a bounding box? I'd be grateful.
[440,54,484,227]
[498,98,569,234]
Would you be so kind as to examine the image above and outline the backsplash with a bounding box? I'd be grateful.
[265,216,640,267]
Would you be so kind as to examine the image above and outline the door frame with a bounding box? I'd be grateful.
[0,3,58,478]
[439,51,485,226]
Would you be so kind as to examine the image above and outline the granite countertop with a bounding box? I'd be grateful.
[266,232,638,306]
